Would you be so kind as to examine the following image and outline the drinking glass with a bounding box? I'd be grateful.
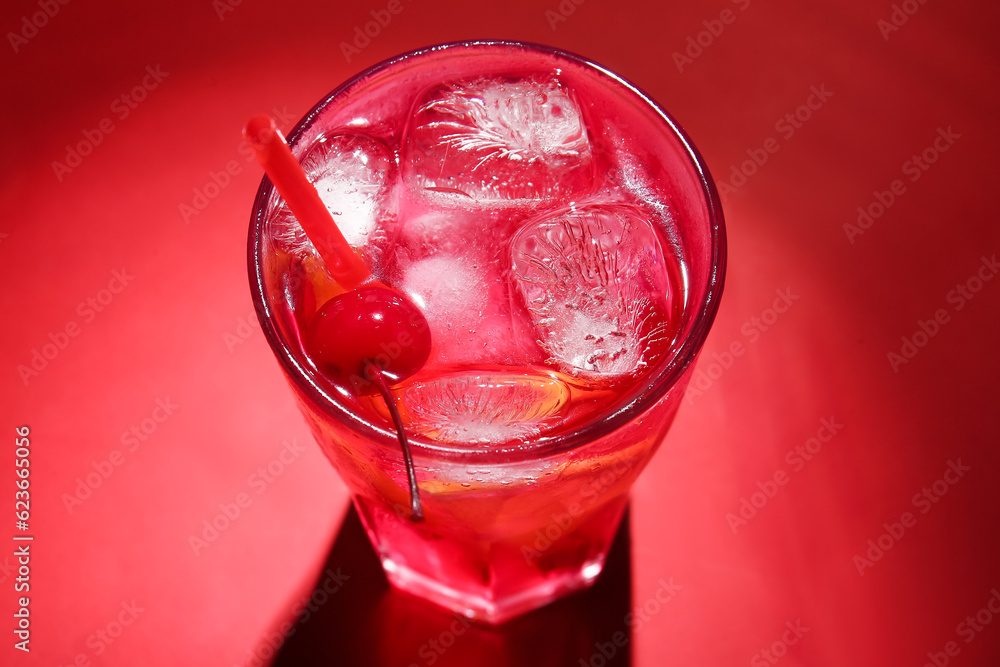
[248,41,726,624]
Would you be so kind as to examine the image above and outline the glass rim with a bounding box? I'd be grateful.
[248,39,727,463]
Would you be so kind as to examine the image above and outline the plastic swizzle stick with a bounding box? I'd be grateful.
[244,115,370,289]
[244,115,431,521]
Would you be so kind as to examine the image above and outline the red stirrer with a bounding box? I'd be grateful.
[243,114,371,290]
[244,114,429,522]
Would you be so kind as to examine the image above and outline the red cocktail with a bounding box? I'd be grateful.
[248,41,725,623]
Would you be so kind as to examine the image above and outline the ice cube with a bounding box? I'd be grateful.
[402,76,594,203]
[402,370,570,445]
[402,254,487,329]
[399,254,545,366]
[270,133,393,267]
[510,202,676,378]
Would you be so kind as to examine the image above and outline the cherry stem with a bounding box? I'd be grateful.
[243,114,371,290]
[365,361,424,522]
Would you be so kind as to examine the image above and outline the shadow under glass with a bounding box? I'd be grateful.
[272,504,634,667]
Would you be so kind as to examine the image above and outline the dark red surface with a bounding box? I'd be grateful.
[2,1,999,665]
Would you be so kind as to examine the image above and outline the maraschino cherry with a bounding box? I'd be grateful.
[245,114,430,521]
[308,285,432,392]
[307,285,431,522]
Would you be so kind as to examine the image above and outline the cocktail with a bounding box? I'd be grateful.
[247,41,725,624]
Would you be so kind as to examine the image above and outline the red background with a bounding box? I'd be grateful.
[2,0,999,665]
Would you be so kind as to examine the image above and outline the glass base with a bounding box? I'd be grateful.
[351,492,628,625]
[382,553,606,624]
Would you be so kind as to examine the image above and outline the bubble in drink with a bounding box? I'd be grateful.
[403,76,594,203]
[510,202,677,378]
